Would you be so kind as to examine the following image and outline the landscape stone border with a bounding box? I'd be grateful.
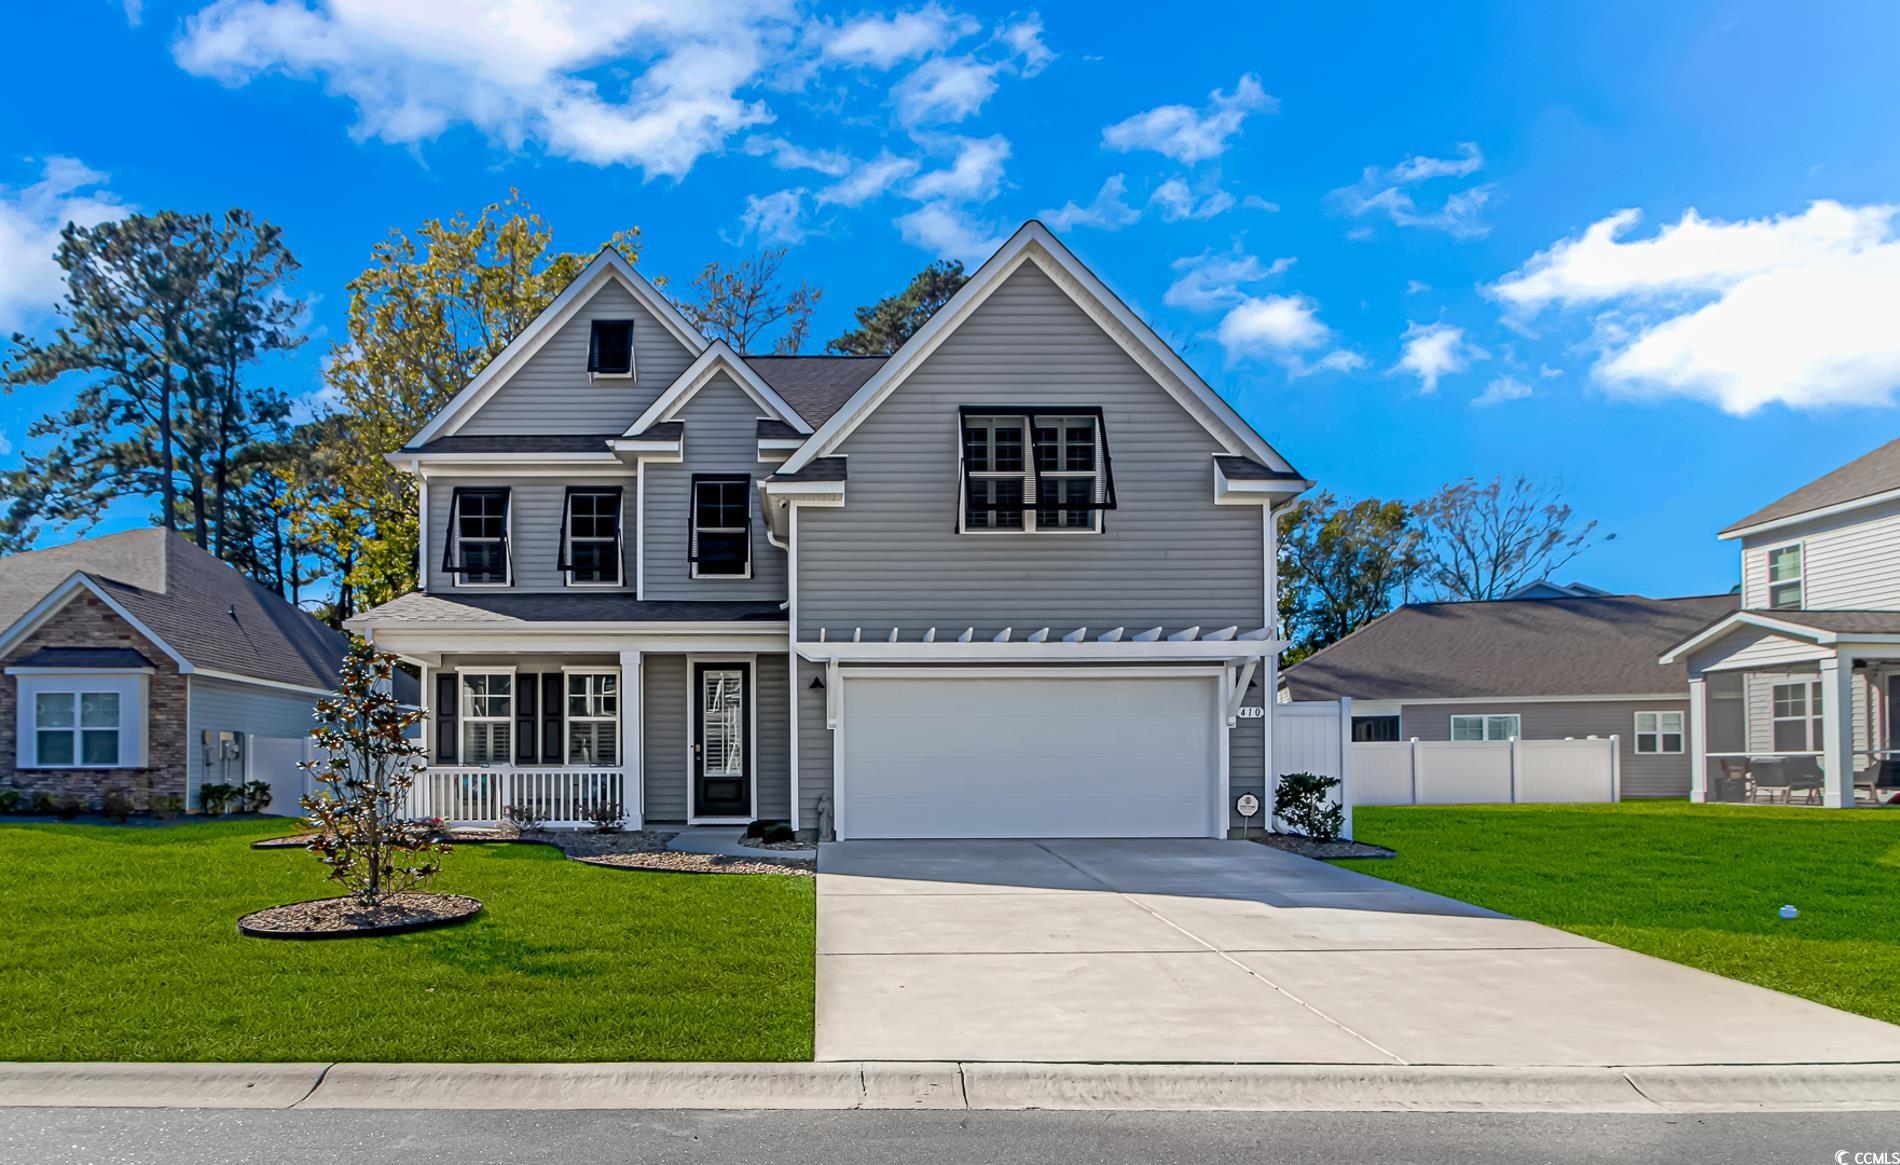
[237,893,483,941]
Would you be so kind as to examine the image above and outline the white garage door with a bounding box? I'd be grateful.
[837,672,1221,839]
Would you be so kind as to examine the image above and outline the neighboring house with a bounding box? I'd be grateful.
[1501,579,1612,600]
[1661,437,1900,807]
[0,529,355,813]
[349,221,1308,840]
[1280,593,1739,798]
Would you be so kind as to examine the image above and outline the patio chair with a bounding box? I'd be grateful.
[1716,758,1751,803]
[1747,759,1793,804]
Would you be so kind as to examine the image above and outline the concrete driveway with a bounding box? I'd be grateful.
[815,838,1900,1066]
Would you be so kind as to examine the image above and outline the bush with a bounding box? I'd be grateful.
[502,803,545,835]
[745,819,790,840]
[241,780,273,814]
[0,789,20,814]
[199,783,242,815]
[29,791,58,816]
[1274,772,1344,842]
[100,787,136,823]
[149,794,184,820]
[585,801,626,834]
[759,822,796,844]
[53,793,84,821]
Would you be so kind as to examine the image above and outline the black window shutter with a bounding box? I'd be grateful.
[542,673,565,762]
[433,674,458,764]
[515,674,538,764]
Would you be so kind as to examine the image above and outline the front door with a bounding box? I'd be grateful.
[693,662,751,819]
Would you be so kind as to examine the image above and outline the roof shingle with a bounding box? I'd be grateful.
[1723,437,1900,535]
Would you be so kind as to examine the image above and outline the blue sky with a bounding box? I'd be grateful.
[4,0,1900,597]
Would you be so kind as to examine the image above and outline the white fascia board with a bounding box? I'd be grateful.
[5,666,155,676]
[623,342,813,436]
[1719,486,1900,541]
[1214,458,1311,506]
[0,572,194,672]
[190,668,337,698]
[1366,692,1692,707]
[796,639,1284,663]
[606,438,683,462]
[411,249,707,446]
[1657,610,1834,663]
[779,221,1297,477]
[368,628,789,657]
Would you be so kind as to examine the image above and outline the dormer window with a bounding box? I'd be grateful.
[560,487,623,587]
[958,407,1115,534]
[588,319,635,377]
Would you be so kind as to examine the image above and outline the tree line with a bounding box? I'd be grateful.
[1,193,963,625]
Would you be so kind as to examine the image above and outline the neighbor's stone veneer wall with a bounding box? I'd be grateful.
[0,594,188,810]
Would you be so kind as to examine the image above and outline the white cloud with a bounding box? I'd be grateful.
[999,14,1053,76]
[1241,193,1279,212]
[1214,292,1361,375]
[895,201,1005,264]
[739,188,808,245]
[1473,375,1532,407]
[1405,279,1431,295]
[1101,73,1274,164]
[1040,174,1140,232]
[174,0,792,179]
[742,134,851,176]
[905,134,1009,201]
[816,152,921,207]
[1331,142,1492,239]
[1165,248,1293,312]
[821,5,976,68]
[1492,200,1900,414]
[893,54,1000,125]
[1393,321,1486,392]
[0,157,128,330]
[1151,177,1233,222]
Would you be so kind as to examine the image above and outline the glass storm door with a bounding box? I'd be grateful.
[693,662,750,818]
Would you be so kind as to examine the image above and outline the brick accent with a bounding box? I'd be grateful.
[0,593,188,812]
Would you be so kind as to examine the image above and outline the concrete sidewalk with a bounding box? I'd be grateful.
[7,1060,1900,1113]
[816,839,1900,1066]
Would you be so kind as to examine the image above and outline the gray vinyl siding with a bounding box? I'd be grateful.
[1400,699,1693,798]
[793,263,1266,640]
[427,475,634,594]
[186,675,320,801]
[1228,694,1266,831]
[755,654,792,820]
[1739,496,1900,611]
[458,280,697,436]
[797,657,832,833]
[639,373,789,601]
[1739,669,1872,755]
[642,654,688,822]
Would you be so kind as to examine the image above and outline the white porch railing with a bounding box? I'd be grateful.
[407,766,627,828]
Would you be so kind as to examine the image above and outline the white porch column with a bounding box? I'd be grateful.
[1821,653,1857,808]
[1687,675,1708,803]
[620,649,643,827]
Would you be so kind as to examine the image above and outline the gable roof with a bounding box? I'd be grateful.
[624,341,812,436]
[744,356,886,427]
[409,248,708,447]
[1721,437,1900,538]
[1282,592,1739,702]
[0,529,350,692]
[776,221,1305,482]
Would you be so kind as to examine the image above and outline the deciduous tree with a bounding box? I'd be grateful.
[676,248,820,354]
[1415,475,1608,600]
[1277,492,1423,662]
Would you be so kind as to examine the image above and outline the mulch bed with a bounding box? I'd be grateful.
[577,852,814,877]
[250,833,320,850]
[1247,833,1395,860]
[238,892,484,939]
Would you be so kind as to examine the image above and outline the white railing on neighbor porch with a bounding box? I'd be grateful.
[1351,737,1620,805]
[407,766,627,828]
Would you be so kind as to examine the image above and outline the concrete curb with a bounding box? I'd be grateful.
[4,1061,1900,1113]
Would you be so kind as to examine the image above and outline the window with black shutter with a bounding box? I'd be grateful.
[515,673,539,764]
[957,407,1114,534]
[588,319,635,376]
[541,674,564,761]
[442,487,510,585]
[433,674,458,764]
[559,487,622,586]
[689,475,752,578]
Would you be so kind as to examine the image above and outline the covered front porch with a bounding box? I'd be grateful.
[1663,610,1900,808]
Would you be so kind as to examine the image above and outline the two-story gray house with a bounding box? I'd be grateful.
[349,222,1308,840]
[1662,437,1900,807]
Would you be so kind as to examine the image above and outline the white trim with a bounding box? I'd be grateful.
[561,668,622,766]
[412,250,707,445]
[5,665,154,676]
[1449,713,1521,742]
[1215,456,1310,506]
[787,506,801,833]
[607,438,683,458]
[1633,709,1686,755]
[445,486,514,589]
[624,342,812,437]
[798,639,1282,663]
[685,654,758,824]
[560,486,626,589]
[688,474,755,581]
[778,223,1297,477]
[0,572,194,671]
[1721,485,1900,540]
[636,458,646,598]
[191,668,335,699]
[1322,692,1694,707]
[16,672,146,770]
[1657,610,1900,664]
[452,667,517,766]
[418,476,430,590]
[399,452,622,468]
[1763,540,1805,611]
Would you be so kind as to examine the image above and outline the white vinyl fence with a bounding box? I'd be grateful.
[244,734,320,818]
[1272,698,1354,838]
[1351,737,1621,806]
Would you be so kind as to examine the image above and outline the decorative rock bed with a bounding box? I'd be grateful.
[577,852,814,877]
[1247,833,1395,860]
[238,892,483,940]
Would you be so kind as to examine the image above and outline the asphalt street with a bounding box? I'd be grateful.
[4,1107,1900,1165]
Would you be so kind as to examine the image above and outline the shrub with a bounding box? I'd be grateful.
[584,801,626,834]
[100,787,137,823]
[300,637,444,905]
[760,822,796,844]
[502,803,545,835]
[0,789,20,814]
[1273,772,1345,842]
[29,791,58,815]
[199,783,241,815]
[148,794,184,820]
[53,793,84,821]
[241,780,273,814]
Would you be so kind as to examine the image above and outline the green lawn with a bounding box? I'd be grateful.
[0,818,814,1062]
[1340,801,1900,1025]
